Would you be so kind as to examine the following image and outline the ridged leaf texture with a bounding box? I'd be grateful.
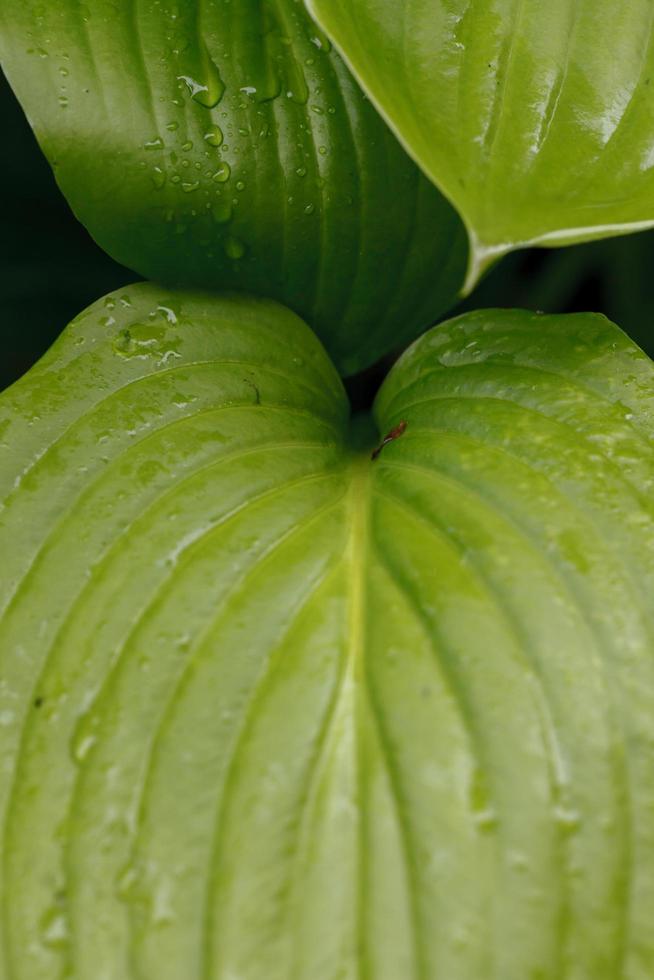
[307,0,654,288]
[0,0,466,376]
[1,287,654,977]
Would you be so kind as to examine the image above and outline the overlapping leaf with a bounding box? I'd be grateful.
[307,0,654,288]
[0,0,466,375]
[1,287,654,977]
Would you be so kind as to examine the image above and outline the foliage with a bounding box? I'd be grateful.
[2,2,654,977]
[308,0,654,286]
[0,0,465,375]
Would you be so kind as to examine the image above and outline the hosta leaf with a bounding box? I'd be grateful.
[0,0,466,376]
[307,0,654,289]
[2,287,654,977]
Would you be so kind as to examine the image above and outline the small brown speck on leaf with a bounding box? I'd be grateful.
[371,420,408,461]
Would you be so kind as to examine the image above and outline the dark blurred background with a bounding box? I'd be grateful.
[1,68,135,391]
[2,66,654,397]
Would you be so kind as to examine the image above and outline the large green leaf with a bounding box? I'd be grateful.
[0,0,466,376]
[2,285,654,976]
[307,0,654,289]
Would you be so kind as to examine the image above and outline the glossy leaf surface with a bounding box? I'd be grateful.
[0,0,465,375]
[2,287,654,976]
[307,0,654,287]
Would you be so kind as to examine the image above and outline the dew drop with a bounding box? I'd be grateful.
[166,120,179,132]
[151,874,175,926]
[554,805,581,833]
[309,30,332,52]
[235,180,245,192]
[137,459,166,487]
[112,323,165,357]
[304,203,315,215]
[177,48,225,109]
[39,907,69,951]
[181,140,193,151]
[152,166,166,189]
[144,137,164,151]
[116,863,139,901]
[224,236,246,260]
[212,161,231,183]
[157,304,179,324]
[204,124,223,147]
[181,180,199,193]
[474,808,498,831]
[468,765,497,833]
[212,200,233,224]
[113,323,182,363]
[509,851,530,873]
[70,712,97,765]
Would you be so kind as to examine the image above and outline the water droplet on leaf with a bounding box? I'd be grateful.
[204,124,223,147]
[70,711,98,764]
[212,200,232,224]
[152,167,166,189]
[212,161,231,183]
[177,47,224,109]
[309,29,332,52]
[224,236,246,260]
[39,907,69,951]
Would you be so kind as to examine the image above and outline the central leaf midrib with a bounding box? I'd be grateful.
[346,446,372,977]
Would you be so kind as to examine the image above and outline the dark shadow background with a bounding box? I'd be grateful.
[1,69,135,391]
[2,67,654,399]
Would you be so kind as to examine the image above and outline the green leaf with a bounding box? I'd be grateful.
[2,285,654,976]
[306,0,654,289]
[0,0,466,376]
